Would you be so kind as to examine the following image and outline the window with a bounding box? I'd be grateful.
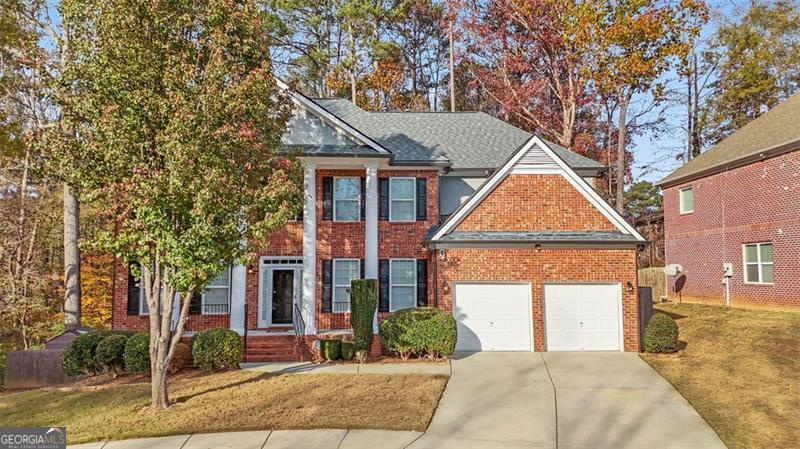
[201,269,231,314]
[679,187,694,214]
[334,177,360,221]
[389,177,416,221]
[333,259,360,309]
[744,243,774,284]
[390,259,416,311]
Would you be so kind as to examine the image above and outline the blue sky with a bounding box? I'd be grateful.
[630,0,745,184]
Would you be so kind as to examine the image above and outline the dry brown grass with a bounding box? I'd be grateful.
[0,371,448,444]
[641,303,800,449]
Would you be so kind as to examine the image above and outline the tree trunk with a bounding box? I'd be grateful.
[615,92,630,213]
[63,184,81,330]
[449,21,456,112]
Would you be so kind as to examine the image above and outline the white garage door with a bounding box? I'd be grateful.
[452,283,532,351]
[543,283,622,351]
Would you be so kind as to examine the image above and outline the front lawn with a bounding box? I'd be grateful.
[0,371,448,444]
[641,303,800,449]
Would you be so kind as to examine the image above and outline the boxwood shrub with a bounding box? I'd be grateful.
[192,328,243,370]
[320,339,342,360]
[61,330,117,376]
[645,313,679,353]
[379,307,457,359]
[95,334,129,376]
[123,332,151,373]
[170,342,194,372]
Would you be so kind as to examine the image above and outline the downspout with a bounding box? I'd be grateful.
[432,246,438,308]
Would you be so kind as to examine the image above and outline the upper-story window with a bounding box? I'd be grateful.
[679,187,694,214]
[334,177,361,221]
[390,177,416,222]
[744,243,774,284]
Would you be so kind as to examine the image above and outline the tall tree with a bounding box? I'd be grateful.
[703,0,800,144]
[53,0,303,408]
[593,0,706,212]
[623,180,662,219]
[463,0,601,148]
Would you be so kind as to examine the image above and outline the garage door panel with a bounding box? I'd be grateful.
[544,283,622,351]
[453,283,532,352]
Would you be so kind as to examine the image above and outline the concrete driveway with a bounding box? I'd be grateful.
[409,352,726,449]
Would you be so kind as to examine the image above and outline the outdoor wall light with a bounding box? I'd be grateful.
[626,281,634,293]
[535,244,542,252]
[439,249,447,261]
[443,282,450,293]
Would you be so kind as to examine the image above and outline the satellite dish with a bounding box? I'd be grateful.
[663,264,683,276]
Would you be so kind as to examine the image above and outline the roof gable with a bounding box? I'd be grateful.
[430,136,645,241]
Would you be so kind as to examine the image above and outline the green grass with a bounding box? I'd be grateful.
[1,371,448,444]
[641,303,800,449]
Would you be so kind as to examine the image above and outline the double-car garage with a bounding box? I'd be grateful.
[452,282,623,352]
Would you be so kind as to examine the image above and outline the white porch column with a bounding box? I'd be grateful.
[229,264,247,335]
[364,162,379,331]
[302,162,318,334]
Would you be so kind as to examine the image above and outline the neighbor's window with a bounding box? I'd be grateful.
[390,259,416,311]
[334,177,360,221]
[389,177,416,221]
[744,243,774,284]
[202,269,231,314]
[333,259,360,308]
[679,187,694,214]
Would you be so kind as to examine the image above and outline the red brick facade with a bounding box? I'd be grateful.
[456,174,617,232]
[663,149,800,307]
[435,248,640,351]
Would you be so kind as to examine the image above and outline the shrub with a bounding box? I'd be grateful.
[350,279,377,352]
[341,341,354,360]
[61,330,116,376]
[645,313,679,353]
[379,307,457,359]
[95,334,129,376]
[192,328,243,370]
[124,332,151,373]
[320,339,342,360]
[170,342,193,373]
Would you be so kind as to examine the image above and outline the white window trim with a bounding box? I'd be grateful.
[389,258,417,312]
[742,242,774,285]
[389,177,416,222]
[333,258,360,309]
[201,268,232,315]
[679,187,694,214]
[333,176,361,222]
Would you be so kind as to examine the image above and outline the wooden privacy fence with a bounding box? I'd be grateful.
[638,287,654,351]
[638,267,666,301]
[5,349,73,389]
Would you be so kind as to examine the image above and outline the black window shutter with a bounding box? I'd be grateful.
[378,259,390,312]
[417,259,428,307]
[416,178,427,221]
[360,177,366,220]
[322,177,333,220]
[379,178,390,220]
[360,259,365,279]
[322,259,332,312]
[189,292,202,314]
[126,263,140,315]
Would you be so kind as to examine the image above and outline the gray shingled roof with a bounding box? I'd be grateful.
[431,230,638,243]
[312,98,605,171]
[658,92,800,187]
[281,144,385,157]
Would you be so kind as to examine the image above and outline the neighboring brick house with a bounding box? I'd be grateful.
[112,81,646,360]
[657,93,800,308]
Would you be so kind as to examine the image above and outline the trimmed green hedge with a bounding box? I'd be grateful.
[320,339,342,360]
[170,342,194,372]
[123,332,151,373]
[350,279,377,352]
[95,334,129,375]
[379,307,457,359]
[192,328,243,370]
[645,313,679,353]
[61,330,117,376]
[341,341,354,360]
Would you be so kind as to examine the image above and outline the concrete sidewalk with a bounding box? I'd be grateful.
[240,361,451,376]
[68,430,422,449]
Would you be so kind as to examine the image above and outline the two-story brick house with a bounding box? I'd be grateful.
[658,93,800,308]
[112,82,646,360]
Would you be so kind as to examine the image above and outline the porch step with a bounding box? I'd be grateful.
[243,335,313,362]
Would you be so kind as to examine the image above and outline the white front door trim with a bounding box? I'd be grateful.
[258,256,303,329]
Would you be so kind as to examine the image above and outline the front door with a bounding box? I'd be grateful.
[271,269,294,325]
